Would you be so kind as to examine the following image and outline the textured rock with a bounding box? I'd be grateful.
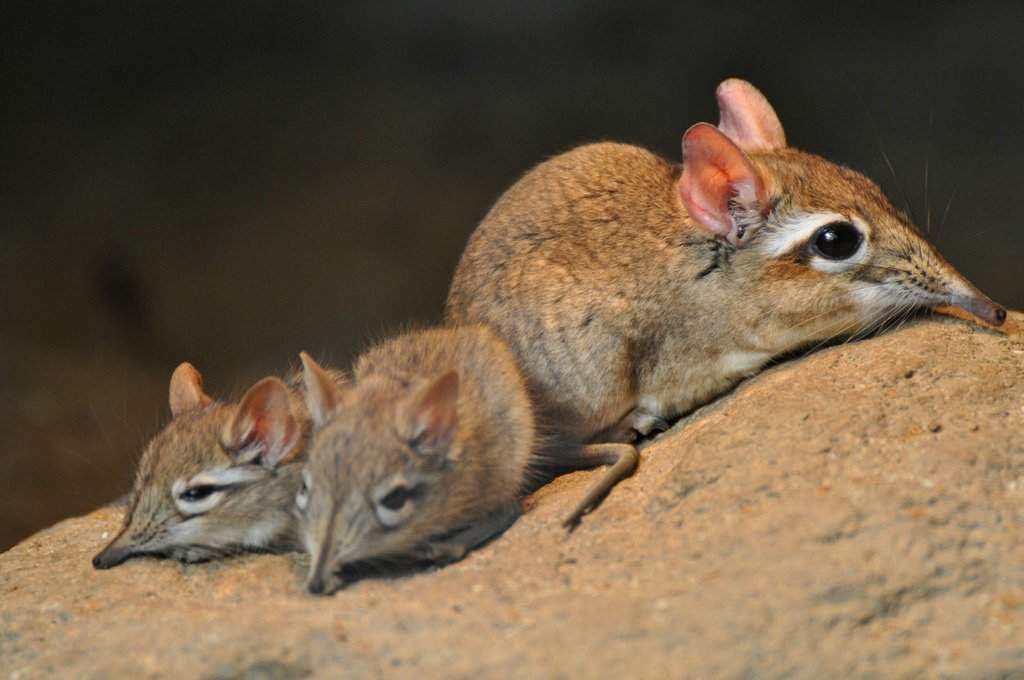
[2,312,1022,679]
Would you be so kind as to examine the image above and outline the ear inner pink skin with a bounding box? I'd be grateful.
[227,377,300,468]
[679,123,768,245]
[232,414,296,466]
[168,362,212,417]
[407,371,459,454]
[715,78,787,152]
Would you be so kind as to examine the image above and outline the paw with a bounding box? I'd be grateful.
[418,541,468,564]
[632,411,669,437]
[609,408,669,442]
[178,549,214,564]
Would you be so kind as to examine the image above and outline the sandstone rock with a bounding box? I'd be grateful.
[2,313,1022,679]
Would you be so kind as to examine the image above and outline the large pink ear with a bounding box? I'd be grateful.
[402,371,459,458]
[678,123,769,246]
[716,78,786,153]
[300,352,342,430]
[223,377,301,468]
[169,362,212,417]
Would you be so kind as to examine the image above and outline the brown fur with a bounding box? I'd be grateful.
[446,106,1001,444]
[299,325,534,593]
[93,366,346,568]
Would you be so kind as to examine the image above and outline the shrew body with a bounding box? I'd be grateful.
[447,78,1004,477]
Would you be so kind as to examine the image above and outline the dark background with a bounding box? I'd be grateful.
[2,1,1021,551]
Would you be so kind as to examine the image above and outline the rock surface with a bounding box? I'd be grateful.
[2,312,1023,679]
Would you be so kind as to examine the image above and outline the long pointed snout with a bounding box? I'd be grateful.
[305,509,342,596]
[951,293,1007,327]
[924,249,1007,327]
[944,276,1007,327]
[306,547,341,596]
[306,571,330,595]
[92,535,136,570]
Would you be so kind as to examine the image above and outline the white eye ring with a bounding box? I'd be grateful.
[761,212,871,273]
[170,466,268,516]
[171,479,226,516]
[295,470,311,512]
[372,481,417,528]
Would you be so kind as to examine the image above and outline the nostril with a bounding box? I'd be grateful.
[307,577,325,595]
[955,296,1008,327]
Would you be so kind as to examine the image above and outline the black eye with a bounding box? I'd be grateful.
[180,485,219,502]
[811,222,863,260]
[379,485,412,511]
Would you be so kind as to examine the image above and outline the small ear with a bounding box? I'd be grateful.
[716,78,786,152]
[223,377,301,468]
[402,371,459,457]
[169,362,212,417]
[679,123,769,246]
[300,352,341,429]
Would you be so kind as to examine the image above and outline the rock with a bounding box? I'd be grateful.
[2,313,1022,679]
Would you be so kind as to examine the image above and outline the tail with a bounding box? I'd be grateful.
[558,443,640,530]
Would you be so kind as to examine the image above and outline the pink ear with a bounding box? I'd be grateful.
[168,362,212,417]
[678,123,768,245]
[300,352,342,429]
[223,377,301,468]
[404,371,459,457]
[716,78,786,153]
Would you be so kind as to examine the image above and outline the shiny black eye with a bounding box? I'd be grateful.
[379,485,412,511]
[180,485,219,502]
[811,222,863,260]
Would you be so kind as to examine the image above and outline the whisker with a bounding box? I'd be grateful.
[938,156,979,233]
[840,67,918,225]
[924,108,933,234]
[785,307,844,333]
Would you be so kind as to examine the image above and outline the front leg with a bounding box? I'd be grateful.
[175,546,221,564]
[417,504,521,564]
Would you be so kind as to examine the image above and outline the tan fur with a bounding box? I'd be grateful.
[93,365,347,568]
[299,325,534,593]
[446,85,1002,445]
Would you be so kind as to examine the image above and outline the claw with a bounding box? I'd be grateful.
[607,408,670,442]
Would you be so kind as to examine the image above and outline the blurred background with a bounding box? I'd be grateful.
[2,1,1021,551]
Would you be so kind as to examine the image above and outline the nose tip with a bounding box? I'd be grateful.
[952,294,1007,327]
[306,576,327,595]
[92,546,130,570]
[972,299,1007,327]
